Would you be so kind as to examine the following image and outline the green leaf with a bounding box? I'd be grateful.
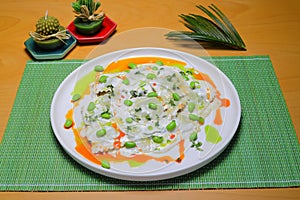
[95,1,101,11]
[165,4,246,50]
[72,2,81,12]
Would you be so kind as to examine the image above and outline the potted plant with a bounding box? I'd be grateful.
[29,11,70,50]
[72,0,105,36]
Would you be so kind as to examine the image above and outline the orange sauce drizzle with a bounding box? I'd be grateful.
[111,122,125,149]
[221,98,231,107]
[74,128,101,165]
[193,72,217,89]
[103,57,186,73]
[214,109,223,125]
[213,98,231,125]
[94,151,175,164]
[65,108,101,165]
[176,140,185,163]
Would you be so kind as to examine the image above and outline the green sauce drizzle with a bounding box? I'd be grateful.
[205,125,222,144]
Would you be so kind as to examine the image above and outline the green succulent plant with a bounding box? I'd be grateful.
[72,0,101,18]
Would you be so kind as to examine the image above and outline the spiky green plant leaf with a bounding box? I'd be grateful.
[166,4,246,50]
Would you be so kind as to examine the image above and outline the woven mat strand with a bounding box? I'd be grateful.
[0,56,299,191]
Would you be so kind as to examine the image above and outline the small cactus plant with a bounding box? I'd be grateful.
[29,11,70,50]
[71,0,105,35]
[72,0,101,16]
[36,15,60,36]
[72,0,103,22]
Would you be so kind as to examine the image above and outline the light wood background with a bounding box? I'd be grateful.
[0,0,299,199]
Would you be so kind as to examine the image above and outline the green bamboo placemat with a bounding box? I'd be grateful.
[0,56,299,191]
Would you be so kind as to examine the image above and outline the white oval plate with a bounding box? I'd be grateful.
[50,47,241,181]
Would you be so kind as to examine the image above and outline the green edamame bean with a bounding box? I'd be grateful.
[101,112,111,119]
[188,102,195,112]
[152,136,164,144]
[147,126,153,130]
[99,75,108,83]
[87,102,96,111]
[124,141,136,148]
[128,62,137,69]
[148,102,158,110]
[124,99,133,106]
[94,65,104,72]
[189,132,198,142]
[101,160,110,169]
[72,94,81,102]
[189,113,200,121]
[122,78,130,85]
[166,120,176,131]
[172,93,180,101]
[190,81,197,89]
[183,75,189,81]
[147,92,158,97]
[96,129,106,137]
[64,119,73,128]
[155,60,163,66]
[126,117,133,123]
[146,73,157,80]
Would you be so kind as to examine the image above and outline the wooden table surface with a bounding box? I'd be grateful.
[0,0,299,199]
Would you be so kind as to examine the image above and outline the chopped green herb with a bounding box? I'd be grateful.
[130,90,138,98]
[139,81,146,87]
[122,78,130,85]
[145,114,152,121]
[126,117,133,123]
[169,99,176,106]
[199,117,205,125]
[189,132,198,142]
[179,71,189,81]
[135,107,142,112]
[186,70,193,75]
[152,66,159,70]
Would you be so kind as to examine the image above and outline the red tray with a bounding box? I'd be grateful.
[67,16,117,44]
